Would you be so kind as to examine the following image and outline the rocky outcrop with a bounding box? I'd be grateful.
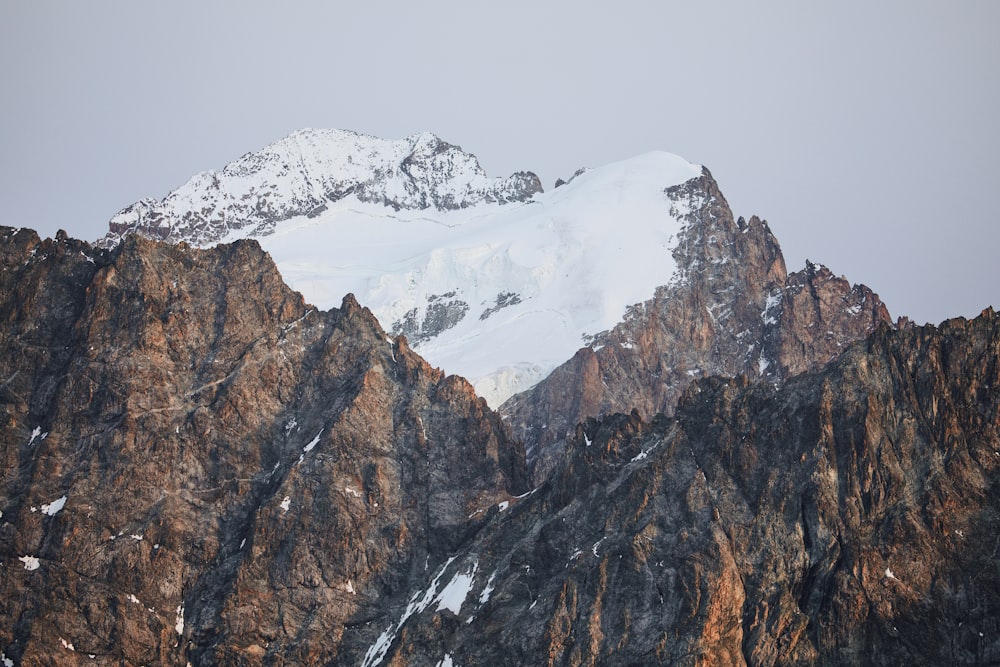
[0,227,526,664]
[101,129,542,248]
[501,169,895,482]
[363,309,1000,666]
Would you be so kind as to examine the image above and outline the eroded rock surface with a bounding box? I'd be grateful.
[371,310,1000,666]
[0,227,526,664]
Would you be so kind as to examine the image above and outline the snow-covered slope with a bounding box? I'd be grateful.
[249,152,701,406]
[102,130,702,407]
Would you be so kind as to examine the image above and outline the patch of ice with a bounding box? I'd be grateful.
[19,555,40,571]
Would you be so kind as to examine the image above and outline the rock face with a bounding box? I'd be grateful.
[363,309,1000,666]
[0,227,526,664]
[501,170,895,481]
[1,225,998,665]
[102,129,542,248]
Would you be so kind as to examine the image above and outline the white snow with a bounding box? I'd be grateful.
[280,496,291,513]
[592,537,606,558]
[362,556,457,667]
[175,605,184,635]
[240,151,701,407]
[19,555,40,571]
[303,429,323,453]
[478,571,497,605]
[60,638,74,651]
[497,501,509,512]
[128,593,141,605]
[435,561,478,615]
[885,567,897,580]
[2,651,12,667]
[435,655,455,667]
[27,426,42,446]
[40,495,67,516]
[762,290,783,326]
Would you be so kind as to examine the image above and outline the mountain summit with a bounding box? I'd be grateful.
[103,128,543,248]
[101,131,716,405]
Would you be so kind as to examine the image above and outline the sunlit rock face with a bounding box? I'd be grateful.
[0,227,526,664]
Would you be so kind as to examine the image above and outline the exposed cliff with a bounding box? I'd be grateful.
[0,227,526,664]
[365,309,1000,666]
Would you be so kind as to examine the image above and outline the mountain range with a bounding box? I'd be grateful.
[1,130,996,665]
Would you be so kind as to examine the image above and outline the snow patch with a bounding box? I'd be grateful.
[19,555,39,571]
[175,605,184,635]
[60,638,74,651]
[479,571,497,605]
[435,561,478,615]
[280,496,291,513]
[40,495,67,516]
[435,655,456,667]
[303,429,323,453]
[362,556,457,667]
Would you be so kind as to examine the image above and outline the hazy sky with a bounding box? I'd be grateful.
[2,1,997,326]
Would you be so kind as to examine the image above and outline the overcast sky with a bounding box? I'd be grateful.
[2,1,997,325]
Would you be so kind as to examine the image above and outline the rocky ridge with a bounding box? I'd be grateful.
[500,169,896,481]
[362,309,1000,666]
[0,226,526,664]
[102,129,542,248]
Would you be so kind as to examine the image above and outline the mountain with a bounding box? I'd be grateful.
[500,169,895,481]
[103,129,542,249]
[2,225,997,664]
[0,227,525,664]
[353,310,1000,666]
[99,130,890,418]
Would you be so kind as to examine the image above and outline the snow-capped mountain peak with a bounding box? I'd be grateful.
[103,128,542,248]
[99,130,712,406]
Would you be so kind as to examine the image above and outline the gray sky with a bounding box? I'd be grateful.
[2,1,997,325]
